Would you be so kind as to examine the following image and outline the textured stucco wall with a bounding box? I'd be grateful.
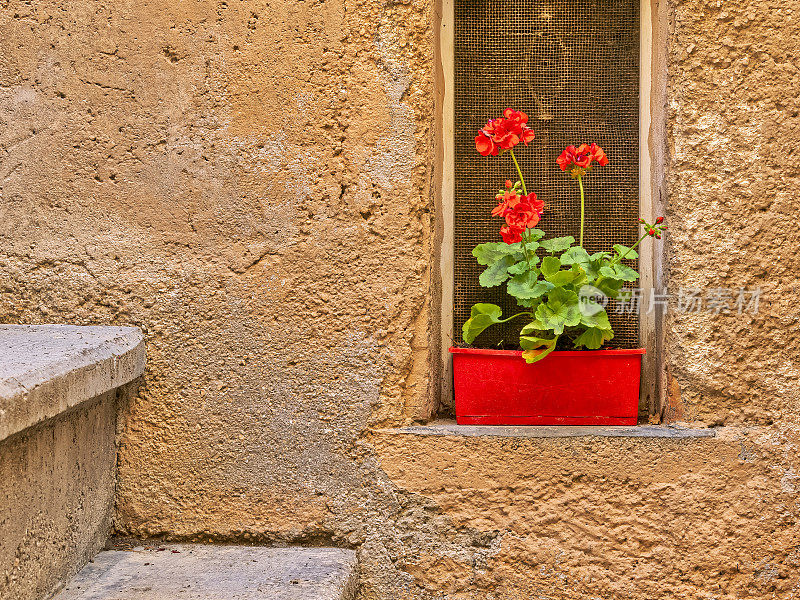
[0,389,125,600]
[372,428,800,599]
[1,0,799,598]
[665,0,800,424]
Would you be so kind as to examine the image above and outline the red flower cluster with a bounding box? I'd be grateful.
[556,143,609,171]
[639,216,666,239]
[492,185,545,244]
[475,109,535,156]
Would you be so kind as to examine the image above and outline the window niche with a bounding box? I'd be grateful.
[451,0,641,351]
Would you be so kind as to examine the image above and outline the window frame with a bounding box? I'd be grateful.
[436,0,668,420]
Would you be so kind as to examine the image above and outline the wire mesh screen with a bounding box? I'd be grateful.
[454,0,640,349]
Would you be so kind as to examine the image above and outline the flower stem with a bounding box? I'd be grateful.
[593,231,649,291]
[578,175,585,248]
[612,232,648,265]
[498,311,534,324]
[521,230,533,267]
[509,149,527,196]
[509,148,533,267]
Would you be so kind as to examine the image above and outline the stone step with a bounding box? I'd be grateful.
[51,545,358,600]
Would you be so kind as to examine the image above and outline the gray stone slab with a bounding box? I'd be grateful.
[379,419,717,439]
[51,545,358,600]
[0,325,145,441]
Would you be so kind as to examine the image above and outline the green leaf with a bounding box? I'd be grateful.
[560,246,591,268]
[472,242,523,266]
[599,265,617,279]
[573,327,614,350]
[582,264,601,281]
[507,271,553,300]
[545,270,576,287]
[534,287,582,335]
[478,255,516,287]
[582,253,609,280]
[540,236,576,254]
[470,303,502,320]
[462,304,503,343]
[613,244,639,260]
[579,307,612,330]
[599,264,639,282]
[543,263,586,287]
[568,264,588,287]
[507,262,527,276]
[527,228,546,241]
[577,285,608,317]
[506,261,525,276]
[613,264,640,282]
[540,256,562,278]
[595,277,625,299]
[515,297,541,308]
[520,335,558,363]
[520,319,547,335]
[507,255,540,276]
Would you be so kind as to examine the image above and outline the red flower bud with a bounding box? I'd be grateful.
[655,216,664,224]
[505,180,512,188]
[648,228,655,236]
[656,233,662,239]
[638,218,646,224]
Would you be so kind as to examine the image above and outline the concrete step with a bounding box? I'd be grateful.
[51,545,358,600]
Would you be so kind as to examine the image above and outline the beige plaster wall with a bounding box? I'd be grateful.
[371,428,800,599]
[0,389,124,600]
[665,0,800,425]
[1,0,799,598]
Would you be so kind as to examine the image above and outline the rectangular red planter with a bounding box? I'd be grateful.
[449,347,645,426]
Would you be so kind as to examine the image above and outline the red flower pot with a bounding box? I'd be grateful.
[449,347,645,425]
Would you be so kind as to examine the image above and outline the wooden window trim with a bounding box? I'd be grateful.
[435,0,670,420]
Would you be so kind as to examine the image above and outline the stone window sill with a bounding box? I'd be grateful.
[377,419,716,439]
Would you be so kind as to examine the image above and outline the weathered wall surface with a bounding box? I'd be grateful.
[372,428,800,599]
[0,0,442,594]
[1,0,799,598]
[665,0,800,425]
[0,389,122,600]
[0,0,439,521]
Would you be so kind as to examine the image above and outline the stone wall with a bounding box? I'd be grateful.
[371,428,800,599]
[0,326,144,600]
[1,390,122,599]
[1,0,799,598]
[665,0,800,425]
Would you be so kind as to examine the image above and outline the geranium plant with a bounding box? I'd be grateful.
[463,109,665,363]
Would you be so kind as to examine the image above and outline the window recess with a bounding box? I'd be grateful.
[451,0,641,350]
